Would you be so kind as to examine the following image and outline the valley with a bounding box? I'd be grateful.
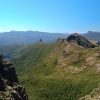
[1,0,100,99]
[0,33,100,100]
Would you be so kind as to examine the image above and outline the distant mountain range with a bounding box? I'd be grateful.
[0,31,100,44]
[0,31,69,44]
[81,31,100,40]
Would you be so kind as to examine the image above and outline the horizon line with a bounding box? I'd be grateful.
[0,30,97,34]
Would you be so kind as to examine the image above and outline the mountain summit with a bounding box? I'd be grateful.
[67,33,95,48]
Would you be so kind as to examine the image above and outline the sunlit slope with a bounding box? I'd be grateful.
[12,42,57,75]
[79,83,100,100]
[11,34,100,100]
[15,38,100,100]
[0,44,30,57]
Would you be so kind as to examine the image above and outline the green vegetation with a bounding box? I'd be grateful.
[12,42,57,75]
[0,44,30,57]
[1,37,100,100]
[19,65,100,100]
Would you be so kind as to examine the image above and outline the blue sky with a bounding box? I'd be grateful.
[0,0,100,33]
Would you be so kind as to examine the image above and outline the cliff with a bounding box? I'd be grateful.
[0,54,28,100]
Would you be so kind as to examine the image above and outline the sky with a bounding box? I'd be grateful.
[0,0,100,33]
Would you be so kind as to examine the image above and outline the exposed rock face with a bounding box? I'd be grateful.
[0,54,28,100]
[67,33,95,48]
[97,41,100,45]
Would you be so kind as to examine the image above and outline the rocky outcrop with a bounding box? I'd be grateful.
[67,33,95,48]
[79,83,100,100]
[0,54,28,100]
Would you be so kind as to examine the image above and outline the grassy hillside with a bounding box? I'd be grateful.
[79,83,100,100]
[12,42,57,75]
[0,44,30,57]
[9,38,100,100]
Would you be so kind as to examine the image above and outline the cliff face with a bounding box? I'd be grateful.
[0,54,28,100]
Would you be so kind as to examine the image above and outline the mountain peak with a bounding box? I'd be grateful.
[67,33,95,48]
[72,33,79,36]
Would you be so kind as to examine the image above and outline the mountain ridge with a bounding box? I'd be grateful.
[0,33,100,99]
[0,30,100,44]
[9,33,100,100]
[67,33,95,48]
[0,31,69,44]
[81,31,100,40]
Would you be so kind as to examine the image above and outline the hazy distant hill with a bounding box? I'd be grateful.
[0,31,68,44]
[81,31,100,40]
[0,31,100,44]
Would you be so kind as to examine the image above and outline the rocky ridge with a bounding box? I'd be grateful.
[0,54,28,100]
[47,33,97,75]
[7,33,100,99]
[67,33,95,48]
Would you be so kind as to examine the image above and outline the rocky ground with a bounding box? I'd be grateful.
[0,54,28,100]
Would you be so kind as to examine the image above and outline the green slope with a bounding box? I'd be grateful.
[10,38,100,100]
[12,42,57,75]
[0,44,30,57]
